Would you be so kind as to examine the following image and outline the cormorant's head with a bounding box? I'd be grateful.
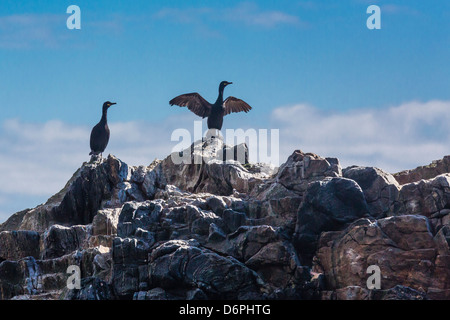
[219,81,232,91]
[103,101,117,110]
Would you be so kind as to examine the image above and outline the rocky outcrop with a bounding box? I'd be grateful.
[394,155,450,185]
[41,225,89,259]
[147,239,261,300]
[0,231,40,262]
[395,174,450,217]
[313,215,450,300]
[0,138,449,300]
[343,166,400,219]
[0,156,131,233]
[142,137,273,198]
[270,151,341,196]
[294,177,370,262]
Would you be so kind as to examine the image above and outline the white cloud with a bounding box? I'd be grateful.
[272,100,450,172]
[223,2,302,28]
[0,13,124,49]
[0,14,65,49]
[381,4,420,16]
[154,2,303,31]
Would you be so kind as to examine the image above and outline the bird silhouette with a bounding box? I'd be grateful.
[89,101,116,158]
[169,81,252,130]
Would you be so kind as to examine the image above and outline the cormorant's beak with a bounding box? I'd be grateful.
[227,82,233,86]
[110,102,117,106]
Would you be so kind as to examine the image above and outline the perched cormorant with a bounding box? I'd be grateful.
[89,101,116,158]
[169,81,252,130]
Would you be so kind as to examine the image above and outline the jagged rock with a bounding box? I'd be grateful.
[0,209,31,233]
[0,231,40,261]
[1,144,450,300]
[208,223,227,242]
[206,196,227,215]
[244,150,341,234]
[41,225,89,259]
[313,215,450,299]
[152,137,272,196]
[0,247,107,300]
[186,288,208,300]
[10,292,62,300]
[396,174,450,217]
[221,209,247,233]
[0,155,130,232]
[112,237,153,298]
[249,182,302,233]
[117,201,161,239]
[148,239,262,299]
[331,285,428,300]
[91,250,113,282]
[133,287,175,300]
[0,261,25,299]
[63,277,113,300]
[213,225,279,262]
[92,208,120,236]
[274,150,341,196]
[204,225,308,292]
[294,177,370,262]
[394,155,450,185]
[343,166,400,218]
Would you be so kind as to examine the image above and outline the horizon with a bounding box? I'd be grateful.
[1,0,449,222]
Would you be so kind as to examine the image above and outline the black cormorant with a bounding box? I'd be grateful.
[169,81,252,130]
[89,101,116,158]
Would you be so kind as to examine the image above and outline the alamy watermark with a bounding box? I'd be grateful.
[66,5,81,30]
[66,265,81,290]
[366,265,381,290]
[170,121,280,166]
[367,5,381,30]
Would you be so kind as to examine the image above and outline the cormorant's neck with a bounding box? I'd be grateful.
[101,108,108,122]
[215,87,225,105]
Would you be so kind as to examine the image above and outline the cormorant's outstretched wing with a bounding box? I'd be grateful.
[223,96,252,116]
[169,93,211,118]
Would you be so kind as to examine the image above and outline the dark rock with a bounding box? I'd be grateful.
[206,196,227,215]
[64,277,113,300]
[132,287,182,300]
[186,288,208,300]
[208,223,226,242]
[0,231,40,261]
[370,285,428,300]
[41,225,88,259]
[313,215,450,298]
[396,174,450,217]
[275,150,341,196]
[294,177,370,262]
[148,240,262,299]
[0,261,25,300]
[343,166,400,218]
[222,209,247,233]
[112,237,152,298]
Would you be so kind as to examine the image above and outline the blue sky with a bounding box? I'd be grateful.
[0,0,449,222]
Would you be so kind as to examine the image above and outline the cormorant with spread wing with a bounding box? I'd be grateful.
[169,81,252,130]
